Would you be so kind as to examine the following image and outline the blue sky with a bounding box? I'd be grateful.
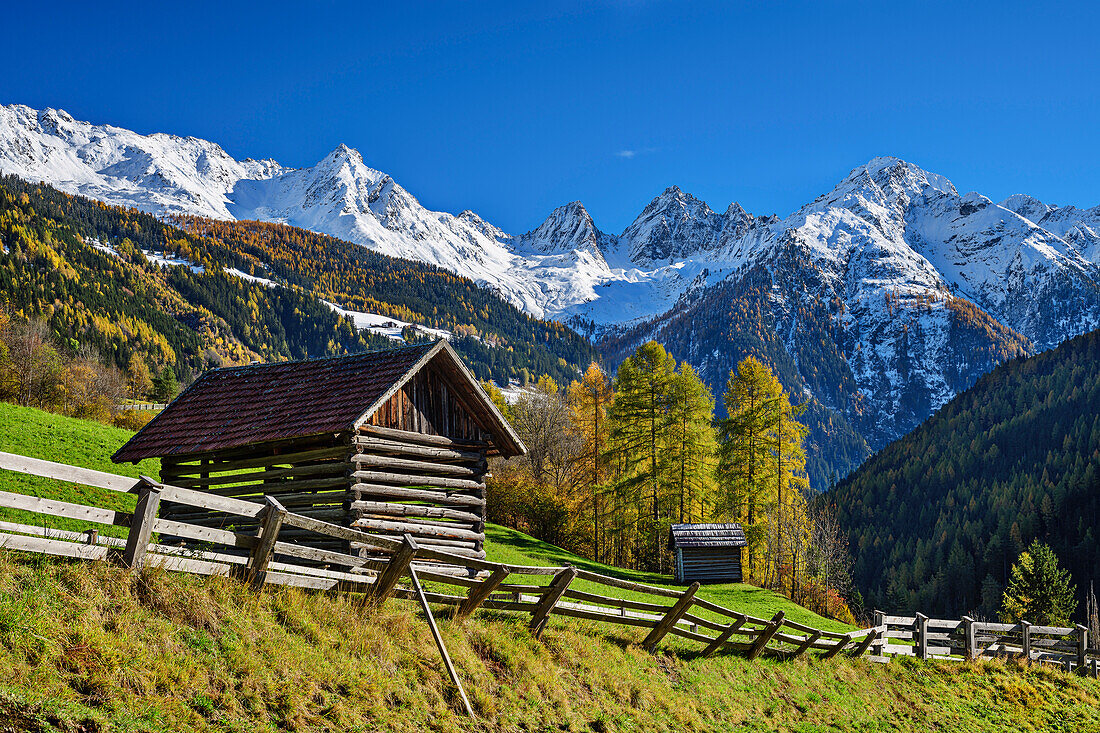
[4,1,1098,233]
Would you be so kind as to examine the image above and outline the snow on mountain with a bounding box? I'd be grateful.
[6,105,1100,484]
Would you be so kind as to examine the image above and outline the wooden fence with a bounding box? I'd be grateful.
[0,451,881,661]
[872,611,1100,677]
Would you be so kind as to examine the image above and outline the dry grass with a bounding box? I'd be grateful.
[1,554,1100,732]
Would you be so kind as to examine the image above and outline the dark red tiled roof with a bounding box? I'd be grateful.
[112,343,436,462]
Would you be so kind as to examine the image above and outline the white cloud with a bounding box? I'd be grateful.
[616,149,637,158]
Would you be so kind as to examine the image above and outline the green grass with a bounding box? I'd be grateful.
[484,524,851,633]
[2,401,1100,731]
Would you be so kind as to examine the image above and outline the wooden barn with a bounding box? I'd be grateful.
[668,523,747,584]
[112,341,524,562]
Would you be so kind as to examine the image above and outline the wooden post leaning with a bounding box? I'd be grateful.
[822,632,854,660]
[529,566,577,640]
[915,612,929,660]
[848,627,881,658]
[747,611,785,660]
[369,533,419,603]
[702,614,748,658]
[408,565,475,718]
[456,566,509,621]
[120,476,162,569]
[642,582,700,653]
[244,496,288,589]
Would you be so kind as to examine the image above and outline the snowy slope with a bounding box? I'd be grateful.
[6,104,1100,483]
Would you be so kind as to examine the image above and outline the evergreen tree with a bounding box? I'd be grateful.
[1001,540,1077,626]
[567,362,613,562]
[664,363,717,524]
[607,341,677,570]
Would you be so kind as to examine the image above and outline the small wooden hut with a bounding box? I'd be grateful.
[668,523,747,584]
[112,341,525,561]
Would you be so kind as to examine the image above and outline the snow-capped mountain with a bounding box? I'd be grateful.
[6,103,1100,487]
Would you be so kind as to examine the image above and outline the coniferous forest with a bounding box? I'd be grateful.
[831,327,1100,619]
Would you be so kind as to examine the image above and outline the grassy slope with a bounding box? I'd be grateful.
[483,525,851,633]
[2,402,1100,731]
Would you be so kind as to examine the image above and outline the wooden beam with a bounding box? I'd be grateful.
[642,582,700,653]
[747,611,785,660]
[456,567,509,620]
[353,436,483,462]
[244,496,288,588]
[847,627,880,657]
[350,500,481,524]
[790,630,823,659]
[822,632,854,660]
[529,567,577,640]
[352,470,485,491]
[962,615,976,660]
[353,454,484,477]
[1077,625,1089,672]
[368,534,419,603]
[353,483,485,507]
[408,566,475,718]
[120,477,162,569]
[360,424,487,450]
[702,615,747,657]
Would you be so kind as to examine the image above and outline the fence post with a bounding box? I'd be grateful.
[456,566,509,621]
[915,612,929,660]
[962,616,976,660]
[529,566,577,640]
[747,611,785,660]
[1077,625,1089,673]
[872,610,884,657]
[1021,620,1031,663]
[702,614,747,658]
[121,477,162,569]
[245,496,287,589]
[642,582,699,653]
[369,534,419,603]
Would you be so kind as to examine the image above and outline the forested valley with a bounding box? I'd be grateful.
[832,326,1100,619]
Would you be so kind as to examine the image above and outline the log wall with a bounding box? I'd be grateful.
[157,362,491,559]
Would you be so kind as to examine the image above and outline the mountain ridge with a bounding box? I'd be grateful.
[6,103,1100,488]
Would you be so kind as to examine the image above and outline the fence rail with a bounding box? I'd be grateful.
[0,450,882,665]
[871,611,1100,677]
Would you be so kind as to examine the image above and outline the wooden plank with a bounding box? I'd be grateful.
[1078,625,1089,672]
[702,615,748,657]
[0,520,125,548]
[244,497,287,588]
[747,612,785,660]
[529,567,577,639]
[0,531,111,561]
[573,569,682,599]
[456,567,509,620]
[407,567,475,717]
[280,512,403,552]
[160,442,347,470]
[368,534,419,603]
[0,451,142,493]
[0,489,130,528]
[792,630,824,658]
[642,583,700,653]
[121,478,162,569]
